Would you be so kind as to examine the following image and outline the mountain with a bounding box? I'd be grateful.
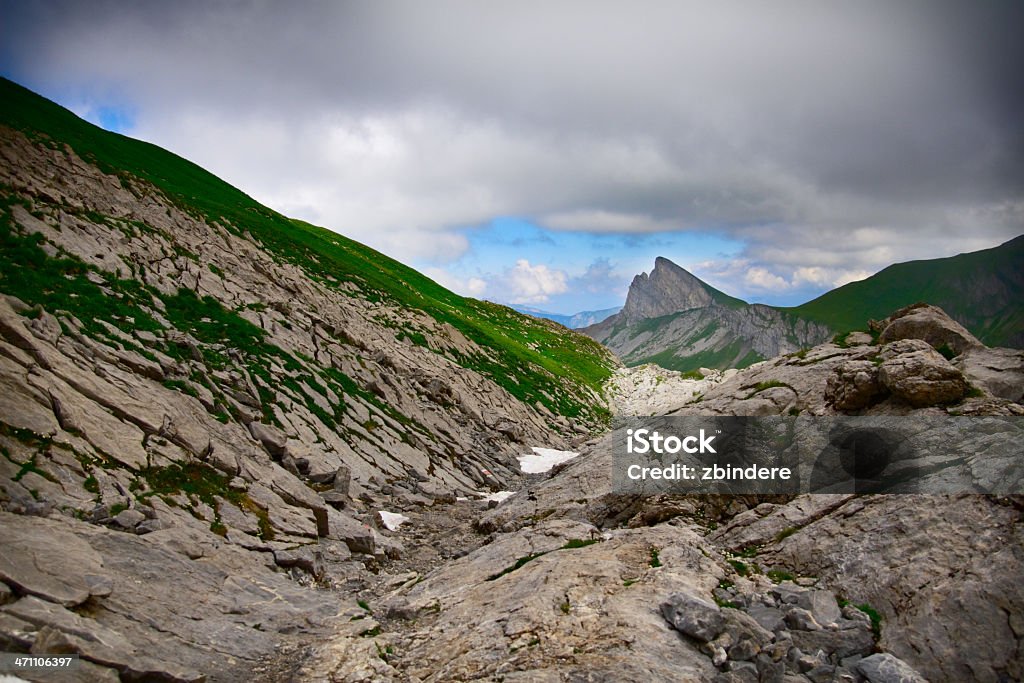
[582,258,831,372]
[789,234,1024,348]
[0,77,618,677]
[584,240,1023,373]
[510,304,622,329]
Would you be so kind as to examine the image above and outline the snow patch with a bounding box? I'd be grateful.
[378,510,410,531]
[517,447,579,474]
[482,490,515,503]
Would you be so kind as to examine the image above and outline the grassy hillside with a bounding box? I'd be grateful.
[0,77,616,419]
[789,236,1024,346]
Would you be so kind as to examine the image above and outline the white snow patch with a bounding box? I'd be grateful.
[482,490,515,503]
[378,510,410,531]
[517,447,580,474]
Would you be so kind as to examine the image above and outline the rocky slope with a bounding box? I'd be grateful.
[583,257,832,372]
[0,78,617,681]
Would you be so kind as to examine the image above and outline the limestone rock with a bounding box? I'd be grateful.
[661,592,726,643]
[877,303,982,355]
[954,346,1024,401]
[878,347,967,407]
[856,653,928,683]
[825,360,885,411]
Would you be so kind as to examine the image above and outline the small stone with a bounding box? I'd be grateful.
[728,636,761,661]
[113,508,146,530]
[784,607,821,631]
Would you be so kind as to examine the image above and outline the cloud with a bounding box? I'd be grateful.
[500,260,569,304]
[569,258,630,295]
[422,267,487,298]
[2,0,1021,289]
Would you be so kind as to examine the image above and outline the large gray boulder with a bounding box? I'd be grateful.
[877,303,982,356]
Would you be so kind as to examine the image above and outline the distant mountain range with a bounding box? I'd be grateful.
[510,304,622,329]
[582,236,1024,372]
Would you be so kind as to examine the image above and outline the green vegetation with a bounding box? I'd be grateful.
[136,461,274,540]
[649,547,662,568]
[790,235,1024,347]
[0,76,616,423]
[774,526,799,542]
[744,380,790,398]
[766,569,795,583]
[487,552,549,581]
[630,338,763,374]
[856,603,883,639]
[728,559,749,576]
[488,538,603,582]
[836,598,883,639]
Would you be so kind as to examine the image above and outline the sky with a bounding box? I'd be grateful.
[2,1,1022,313]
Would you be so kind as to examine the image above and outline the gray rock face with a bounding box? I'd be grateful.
[621,257,715,321]
[955,346,1024,401]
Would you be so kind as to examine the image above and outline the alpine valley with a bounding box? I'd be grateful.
[1,77,1023,683]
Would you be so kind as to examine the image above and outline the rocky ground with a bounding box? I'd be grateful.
[3,293,1023,682]
[252,305,1021,682]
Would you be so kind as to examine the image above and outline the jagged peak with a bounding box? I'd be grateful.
[621,256,715,321]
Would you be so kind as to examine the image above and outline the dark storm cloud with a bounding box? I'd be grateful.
[1,0,1021,285]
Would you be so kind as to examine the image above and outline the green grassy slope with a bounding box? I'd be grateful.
[0,77,615,419]
[788,236,1024,346]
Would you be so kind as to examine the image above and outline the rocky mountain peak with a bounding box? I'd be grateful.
[621,257,714,321]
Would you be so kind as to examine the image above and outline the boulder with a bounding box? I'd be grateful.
[825,360,886,411]
[856,653,928,683]
[877,303,981,356]
[661,592,727,643]
[247,421,288,457]
[878,347,967,407]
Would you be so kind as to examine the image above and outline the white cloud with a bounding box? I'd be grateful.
[422,267,487,298]
[833,270,873,288]
[5,1,1021,296]
[744,267,791,291]
[501,259,569,304]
